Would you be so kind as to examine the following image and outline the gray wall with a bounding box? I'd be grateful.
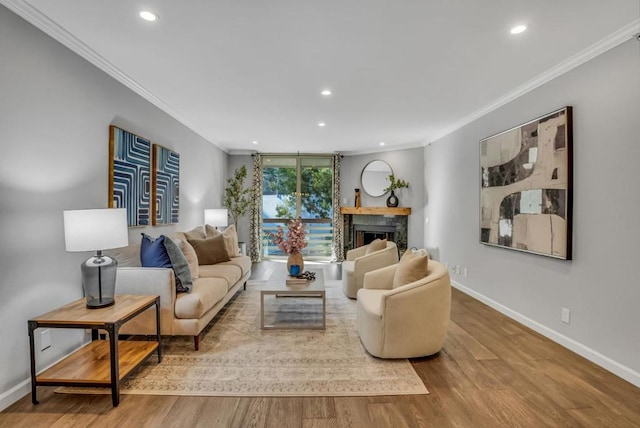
[0,6,228,408]
[341,147,426,250]
[424,39,640,384]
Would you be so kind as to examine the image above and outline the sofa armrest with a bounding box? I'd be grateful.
[363,264,397,290]
[115,267,176,335]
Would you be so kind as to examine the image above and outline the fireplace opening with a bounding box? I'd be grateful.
[353,224,396,248]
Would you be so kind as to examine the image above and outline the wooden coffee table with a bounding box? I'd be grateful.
[260,268,326,330]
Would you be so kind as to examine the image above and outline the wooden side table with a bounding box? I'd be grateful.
[28,294,161,407]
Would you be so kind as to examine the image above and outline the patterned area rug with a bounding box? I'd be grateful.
[59,279,428,397]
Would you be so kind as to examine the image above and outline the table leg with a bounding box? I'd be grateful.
[106,323,120,406]
[322,292,326,330]
[260,291,265,329]
[155,298,162,363]
[27,321,39,405]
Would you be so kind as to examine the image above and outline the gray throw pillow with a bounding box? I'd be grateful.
[163,236,193,293]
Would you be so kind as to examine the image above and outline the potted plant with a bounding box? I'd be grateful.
[383,174,410,207]
[224,165,252,230]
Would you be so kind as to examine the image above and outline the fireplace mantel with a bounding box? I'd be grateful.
[340,207,411,216]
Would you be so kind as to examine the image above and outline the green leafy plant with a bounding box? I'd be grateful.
[224,165,252,229]
[383,174,410,193]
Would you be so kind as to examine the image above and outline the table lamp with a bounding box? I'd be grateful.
[63,208,128,308]
[204,208,228,229]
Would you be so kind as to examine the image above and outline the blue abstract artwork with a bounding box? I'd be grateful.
[152,144,180,225]
[109,126,151,226]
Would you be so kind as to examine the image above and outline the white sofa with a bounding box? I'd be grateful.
[111,227,251,350]
[342,240,399,298]
[356,259,451,358]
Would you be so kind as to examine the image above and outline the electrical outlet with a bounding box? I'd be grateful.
[561,308,571,324]
[463,267,468,277]
[40,329,51,351]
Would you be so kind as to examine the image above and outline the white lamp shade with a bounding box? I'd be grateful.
[64,208,129,252]
[204,208,228,227]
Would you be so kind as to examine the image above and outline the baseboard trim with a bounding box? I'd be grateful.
[451,280,640,388]
[0,379,30,412]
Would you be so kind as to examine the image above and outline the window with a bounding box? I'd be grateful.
[262,155,334,259]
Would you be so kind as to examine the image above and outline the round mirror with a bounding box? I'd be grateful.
[361,160,392,197]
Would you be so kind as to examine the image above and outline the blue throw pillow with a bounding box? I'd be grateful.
[140,234,172,268]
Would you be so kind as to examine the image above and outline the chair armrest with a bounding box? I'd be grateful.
[363,264,397,290]
[353,247,398,274]
[346,245,368,261]
[381,270,451,327]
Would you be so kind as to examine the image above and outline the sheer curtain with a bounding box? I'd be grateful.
[249,154,263,262]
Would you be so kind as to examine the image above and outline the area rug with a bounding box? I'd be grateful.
[58,279,428,397]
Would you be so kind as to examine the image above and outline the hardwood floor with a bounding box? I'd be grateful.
[2,261,639,427]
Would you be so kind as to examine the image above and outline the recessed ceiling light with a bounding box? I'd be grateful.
[252,141,258,145]
[510,25,527,34]
[379,142,385,146]
[321,89,332,96]
[139,11,158,22]
[318,122,326,127]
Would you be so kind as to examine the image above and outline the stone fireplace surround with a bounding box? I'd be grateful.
[341,207,411,256]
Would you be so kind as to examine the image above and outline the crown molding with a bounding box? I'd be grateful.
[428,19,640,144]
[1,0,228,152]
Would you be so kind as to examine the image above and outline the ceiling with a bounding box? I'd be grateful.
[3,1,639,155]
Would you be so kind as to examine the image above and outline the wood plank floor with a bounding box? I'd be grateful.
[2,261,639,427]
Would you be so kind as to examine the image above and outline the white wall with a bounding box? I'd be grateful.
[227,155,254,246]
[425,38,640,385]
[0,6,228,409]
[341,147,426,250]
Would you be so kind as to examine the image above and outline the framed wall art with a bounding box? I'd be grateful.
[109,125,151,227]
[480,106,573,260]
[152,144,180,225]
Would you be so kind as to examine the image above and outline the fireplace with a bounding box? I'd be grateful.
[353,224,396,248]
[342,211,409,256]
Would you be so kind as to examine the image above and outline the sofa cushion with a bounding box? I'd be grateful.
[107,244,141,267]
[218,256,252,277]
[206,224,240,257]
[174,277,228,319]
[176,238,199,280]
[392,248,429,288]
[184,226,206,241]
[199,264,242,290]
[188,235,231,265]
[366,239,387,254]
[140,234,172,268]
[163,237,193,293]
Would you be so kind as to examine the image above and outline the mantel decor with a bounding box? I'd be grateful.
[480,106,572,259]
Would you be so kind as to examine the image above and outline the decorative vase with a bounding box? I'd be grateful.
[287,251,304,276]
[354,188,361,208]
[386,190,399,207]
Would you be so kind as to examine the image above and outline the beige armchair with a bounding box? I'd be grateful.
[342,240,399,298]
[356,259,451,358]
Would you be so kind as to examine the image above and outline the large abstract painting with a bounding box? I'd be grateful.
[480,107,572,259]
[109,126,151,226]
[152,144,180,225]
